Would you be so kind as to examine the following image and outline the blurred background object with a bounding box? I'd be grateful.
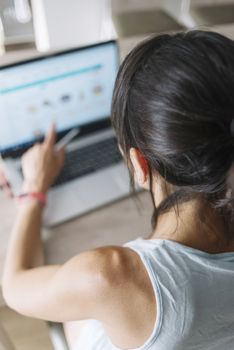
[190,0,234,27]
[0,0,34,50]
[112,0,234,36]
[1,0,234,55]
[111,0,185,38]
[0,15,5,55]
[31,0,116,52]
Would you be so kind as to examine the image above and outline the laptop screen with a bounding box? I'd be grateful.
[0,41,118,154]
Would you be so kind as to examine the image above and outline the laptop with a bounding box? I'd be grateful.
[0,40,130,227]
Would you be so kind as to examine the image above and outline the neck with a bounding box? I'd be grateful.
[148,198,232,253]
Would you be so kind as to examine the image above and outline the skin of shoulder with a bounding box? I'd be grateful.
[87,246,157,349]
[3,245,139,322]
[4,244,156,348]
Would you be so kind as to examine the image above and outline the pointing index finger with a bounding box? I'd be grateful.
[45,123,56,147]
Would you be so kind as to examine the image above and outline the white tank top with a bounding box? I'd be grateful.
[73,237,234,350]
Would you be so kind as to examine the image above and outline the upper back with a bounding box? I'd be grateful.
[119,237,234,350]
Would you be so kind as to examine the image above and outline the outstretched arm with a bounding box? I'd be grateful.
[2,124,65,318]
[2,192,131,323]
[2,125,139,334]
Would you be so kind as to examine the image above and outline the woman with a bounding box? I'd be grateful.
[3,30,234,349]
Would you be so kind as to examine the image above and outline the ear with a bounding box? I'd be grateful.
[129,148,149,189]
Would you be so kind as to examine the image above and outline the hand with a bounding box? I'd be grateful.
[21,124,65,194]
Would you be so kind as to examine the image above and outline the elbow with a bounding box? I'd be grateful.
[2,268,20,312]
[2,276,10,304]
[2,269,13,308]
[2,280,22,313]
[2,281,16,310]
[2,279,36,318]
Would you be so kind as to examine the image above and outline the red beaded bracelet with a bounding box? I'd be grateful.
[16,192,47,207]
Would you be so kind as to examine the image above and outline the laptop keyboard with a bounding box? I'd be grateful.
[52,137,122,187]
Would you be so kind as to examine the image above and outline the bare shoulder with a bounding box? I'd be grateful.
[73,245,157,349]
[3,243,156,334]
[67,244,155,311]
[68,245,140,290]
[74,245,148,286]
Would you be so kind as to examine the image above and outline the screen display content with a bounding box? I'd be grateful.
[0,42,118,152]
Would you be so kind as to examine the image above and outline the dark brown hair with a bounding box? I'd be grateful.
[111,30,234,240]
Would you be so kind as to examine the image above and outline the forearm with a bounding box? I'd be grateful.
[3,124,64,280]
[3,200,43,283]
[2,200,62,314]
